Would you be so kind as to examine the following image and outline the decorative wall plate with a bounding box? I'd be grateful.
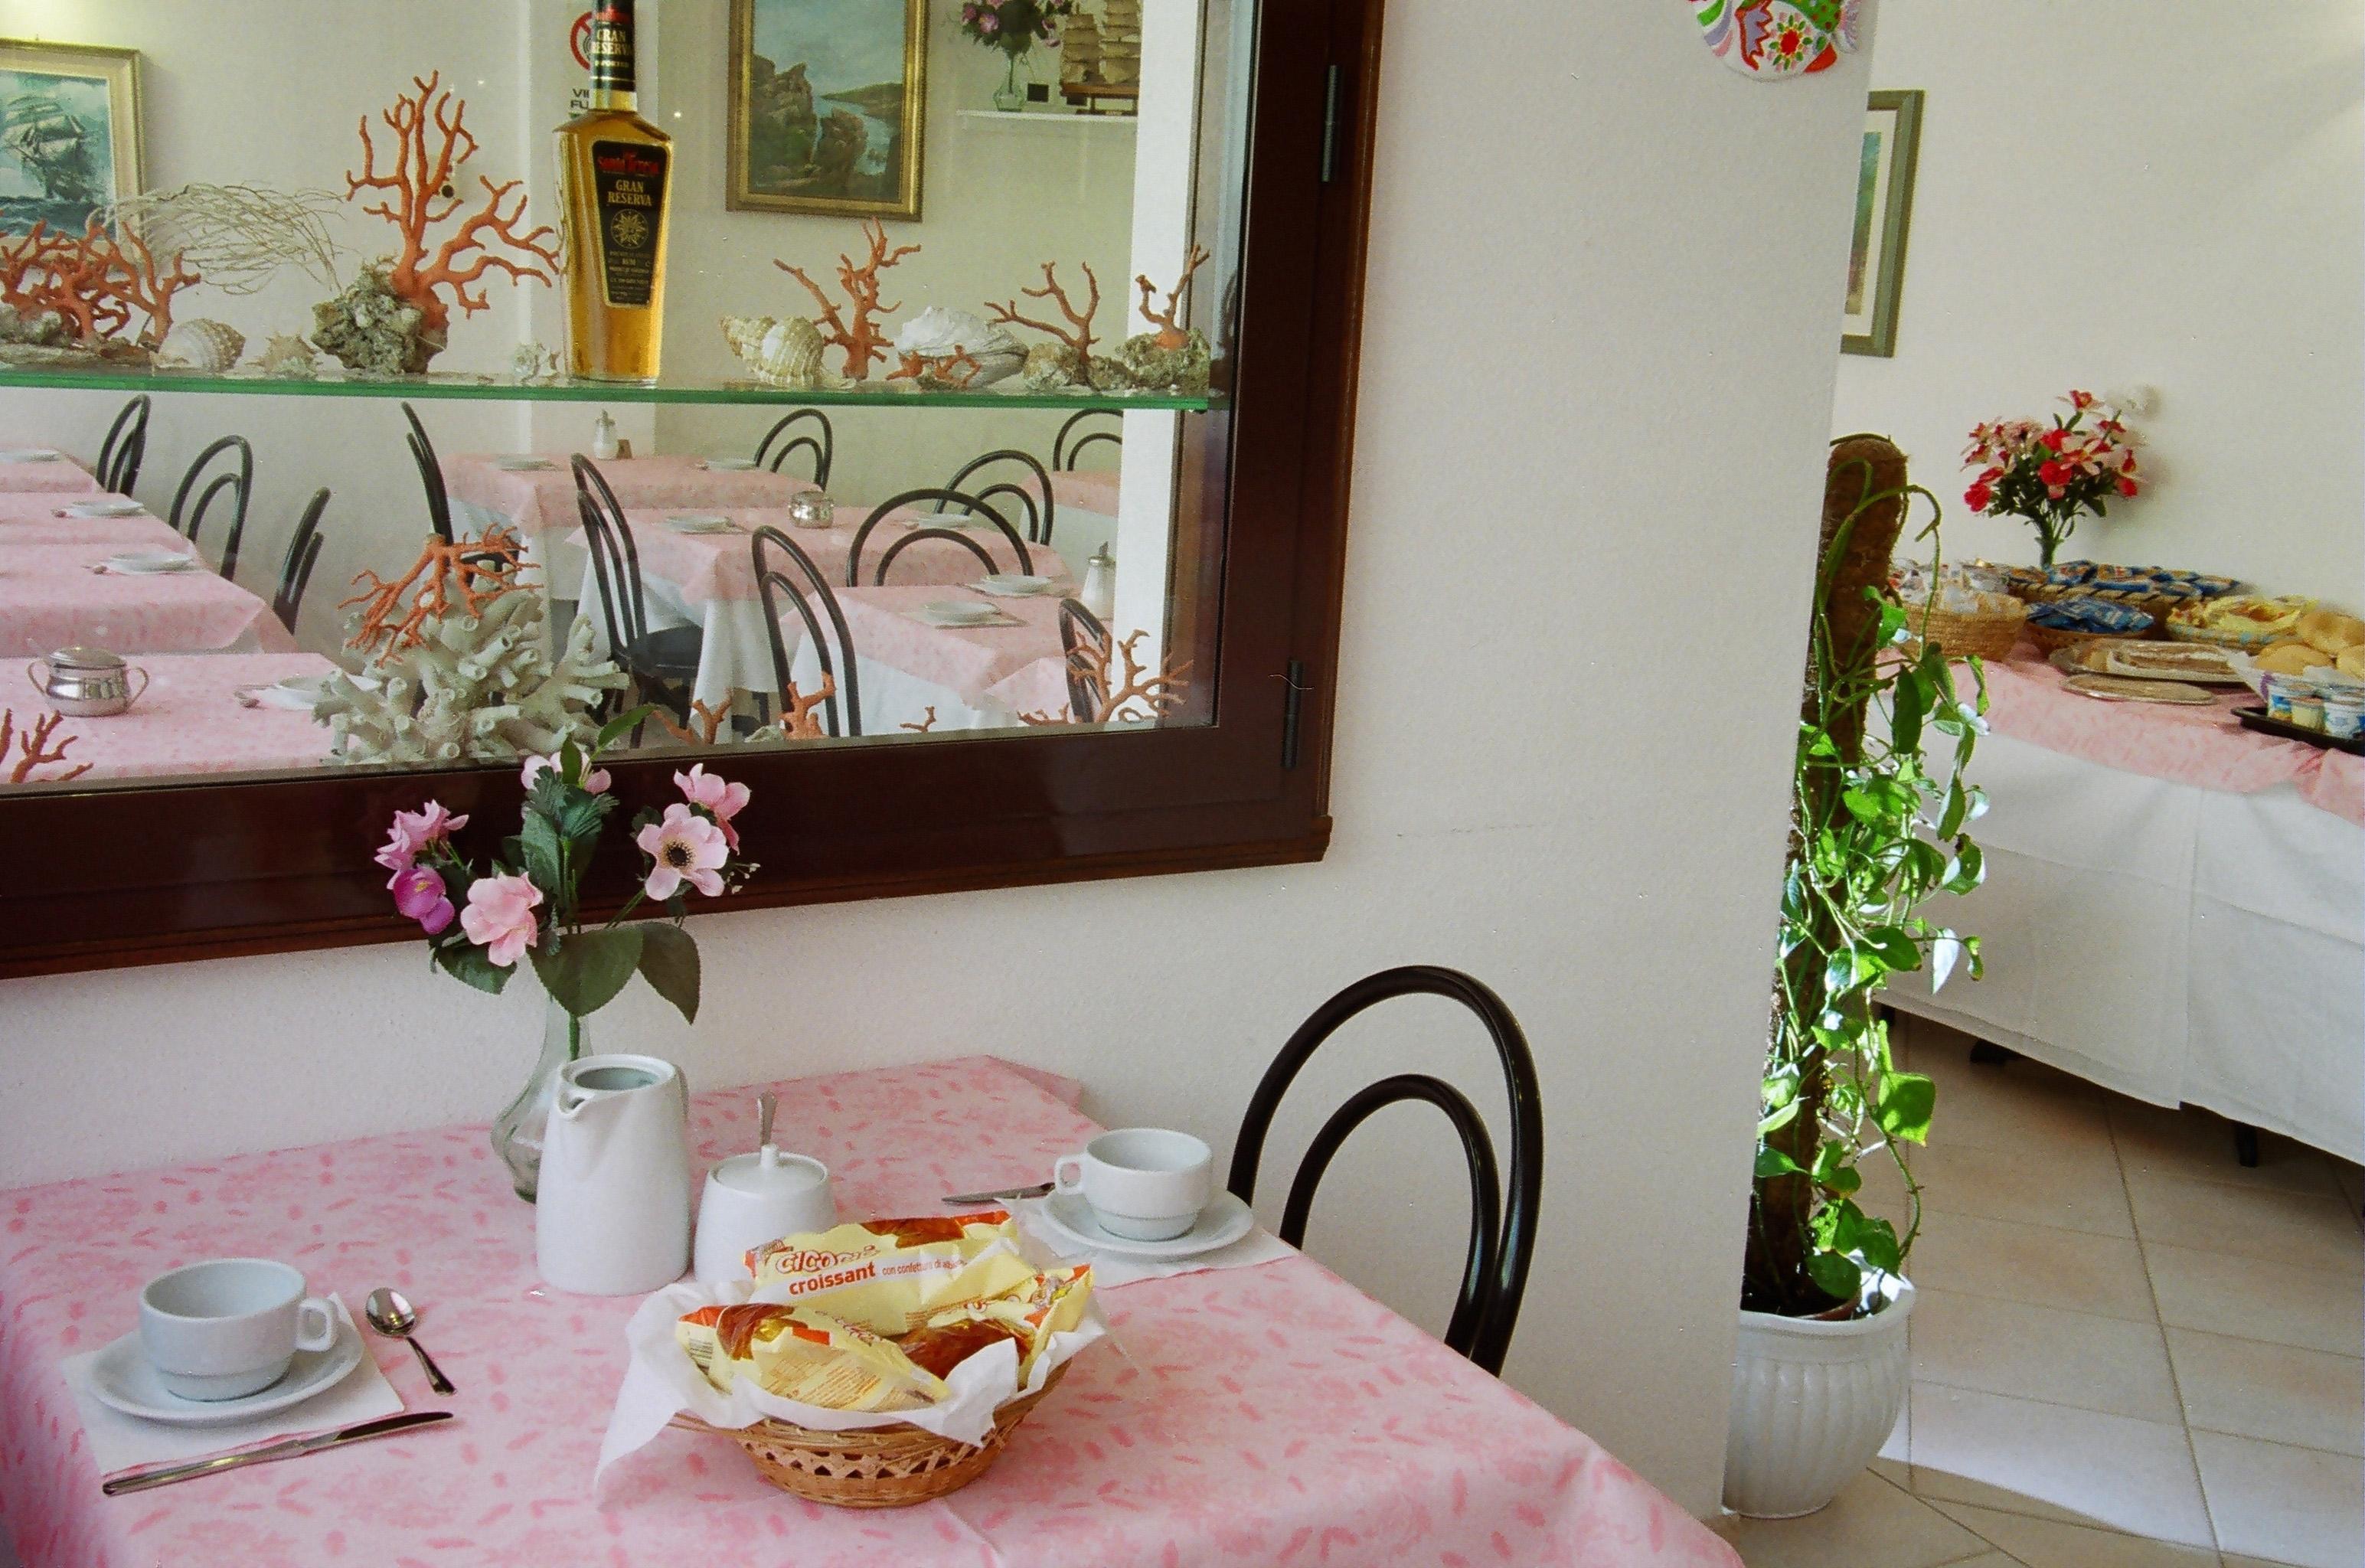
[1681,0,1862,80]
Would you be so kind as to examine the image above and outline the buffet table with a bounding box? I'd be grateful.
[0,1056,1732,1568]
[1886,654,2364,1161]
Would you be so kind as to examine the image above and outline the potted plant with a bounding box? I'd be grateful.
[1962,390,2145,569]
[958,1,1075,112]
[1726,435,1988,1518]
[374,708,756,1200]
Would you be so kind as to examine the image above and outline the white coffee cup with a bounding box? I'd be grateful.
[1053,1128,1214,1241]
[139,1259,338,1401]
[693,1152,837,1285]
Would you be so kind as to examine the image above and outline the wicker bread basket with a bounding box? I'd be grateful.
[1902,596,2029,662]
[671,1364,1068,1508]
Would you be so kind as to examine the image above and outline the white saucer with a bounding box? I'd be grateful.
[107,551,199,574]
[972,574,1053,598]
[0,449,60,462]
[254,677,327,711]
[67,500,145,518]
[1037,1191,1256,1259]
[493,456,555,472]
[700,457,758,472]
[666,513,735,534]
[919,601,1001,627]
[87,1318,366,1426]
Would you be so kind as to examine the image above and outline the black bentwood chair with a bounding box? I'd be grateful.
[752,524,861,737]
[401,401,456,543]
[168,434,253,580]
[844,488,1032,587]
[271,488,330,633]
[937,449,1056,546]
[573,454,704,720]
[96,394,151,494]
[1056,596,1109,721]
[1227,966,1543,1376]
[1051,407,1122,472]
[753,410,835,488]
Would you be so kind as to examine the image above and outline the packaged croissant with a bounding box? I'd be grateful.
[677,1302,945,1412]
[747,1210,1040,1334]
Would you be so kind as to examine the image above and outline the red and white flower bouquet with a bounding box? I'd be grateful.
[1962,390,2145,568]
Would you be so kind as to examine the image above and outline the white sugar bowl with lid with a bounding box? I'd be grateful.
[693,1090,837,1284]
[28,647,149,717]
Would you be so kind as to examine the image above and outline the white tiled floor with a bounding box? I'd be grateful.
[1713,1018,2364,1568]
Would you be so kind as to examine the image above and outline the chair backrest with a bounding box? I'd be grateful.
[273,488,330,633]
[1052,408,1122,472]
[844,488,1031,586]
[1227,966,1543,1376]
[96,394,150,495]
[751,525,861,737]
[168,434,253,581]
[753,410,834,489]
[939,449,1056,544]
[572,454,649,655]
[1057,596,1109,721]
[402,402,456,543]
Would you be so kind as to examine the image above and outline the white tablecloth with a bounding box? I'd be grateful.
[1885,730,2364,1163]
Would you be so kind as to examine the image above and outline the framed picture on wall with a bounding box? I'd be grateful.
[727,0,928,220]
[1843,89,1922,358]
[0,38,144,235]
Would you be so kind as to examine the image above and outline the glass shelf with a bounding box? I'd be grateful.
[0,361,1220,413]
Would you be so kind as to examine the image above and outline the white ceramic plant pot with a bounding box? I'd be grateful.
[1723,1277,1915,1518]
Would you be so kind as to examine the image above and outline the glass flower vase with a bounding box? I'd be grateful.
[994,54,1027,112]
[491,998,588,1201]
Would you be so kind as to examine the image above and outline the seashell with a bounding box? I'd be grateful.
[723,314,828,387]
[892,305,1018,361]
[155,318,246,373]
[255,333,320,378]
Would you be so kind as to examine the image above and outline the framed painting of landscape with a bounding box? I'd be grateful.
[727,0,927,219]
[0,38,143,236]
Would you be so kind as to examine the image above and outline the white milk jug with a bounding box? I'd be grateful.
[536,1054,694,1295]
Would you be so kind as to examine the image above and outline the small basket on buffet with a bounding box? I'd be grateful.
[604,1210,1105,1510]
[2163,594,2316,652]
[1899,591,2029,662]
[2024,596,2157,656]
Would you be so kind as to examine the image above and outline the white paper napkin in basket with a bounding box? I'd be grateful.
[1013,1202,1297,1289]
[60,1294,404,1478]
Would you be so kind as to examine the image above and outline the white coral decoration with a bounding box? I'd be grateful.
[317,591,628,766]
[154,318,246,372]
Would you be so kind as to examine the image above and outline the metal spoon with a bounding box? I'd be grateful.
[364,1288,456,1396]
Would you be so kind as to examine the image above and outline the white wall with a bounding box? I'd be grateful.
[0,2,1874,1517]
[1831,0,2365,608]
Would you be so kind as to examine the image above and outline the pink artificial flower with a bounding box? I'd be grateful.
[459,874,543,968]
[637,805,730,900]
[978,10,999,32]
[674,764,750,849]
[390,864,456,936]
[376,800,469,876]
[521,753,611,795]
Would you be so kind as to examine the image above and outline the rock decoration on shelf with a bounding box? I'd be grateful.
[154,318,246,373]
[987,261,1102,390]
[0,710,90,785]
[1021,629,1191,725]
[775,219,920,381]
[720,314,832,389]
[887,305,1023,390]
[1116,243,1214,394]
[0,216,201,362]
[327,71,561,374]
[319,526,626,766]
[255,332,322,378]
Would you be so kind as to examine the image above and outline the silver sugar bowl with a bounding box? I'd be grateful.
[27,646,149,717]
[786,491,836,531]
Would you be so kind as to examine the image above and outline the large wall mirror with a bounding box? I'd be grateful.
[0,0,1377,973]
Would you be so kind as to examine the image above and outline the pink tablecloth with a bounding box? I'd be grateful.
[828,586,1072,707]
[575,506,1070,606]
[0,511,292,659]
[11,653,339,784]
[0,1056,1729,1568]
[0,456,100,495]
[1983,654,2365,827]
[445,454,818,539]
[1020,467,1121,518]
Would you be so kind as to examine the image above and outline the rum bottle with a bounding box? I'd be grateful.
[557,0,671,382]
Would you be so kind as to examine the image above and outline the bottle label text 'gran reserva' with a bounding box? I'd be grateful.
[589,142,668,309]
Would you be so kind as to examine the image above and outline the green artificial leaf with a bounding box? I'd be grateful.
[1942,841,1985,895]
[531,925,645,1018]
[1861,925,1922,973]
[1837,1208,1903,1275]
[435,940,514,997]
[1757,1101,1802,1138]
[1875,1072,1937,1144]
[596,704,658,753]
[1754,1148,1804,1180]
[635,922,701,1025]
[519,812,567,903]
[555,789,616,849]
[1891,670,1926,756]
[1805,1250,1863,1305]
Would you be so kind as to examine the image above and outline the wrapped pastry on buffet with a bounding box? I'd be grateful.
[2166,594,2314,650]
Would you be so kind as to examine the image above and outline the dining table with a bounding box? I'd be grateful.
[567,505,1070,713]
[11,652,340,784]
[443,453,821,577]
[786,586,1077,734]
[0,1054,1735,1568]
[0,496,295,660]
[0,453,102,496]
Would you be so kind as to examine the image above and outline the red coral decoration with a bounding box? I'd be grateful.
[341,526,530,662]
[776,220,920,381]
[343,72,561,335]
[1134,243,1210,351]
[2,709,92,785]
[985,261,1102,370]
[0,217,200,346]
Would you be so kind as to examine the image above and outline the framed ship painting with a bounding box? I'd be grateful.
[1843,90,1922,358]
[0,39,144,234]
[727,0,927,220]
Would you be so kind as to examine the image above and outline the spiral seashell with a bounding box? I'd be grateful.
[720,315,777,363]
[155,318,247,373]
[723,315,828,387]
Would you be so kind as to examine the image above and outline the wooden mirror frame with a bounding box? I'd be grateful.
[0,0,1383,978]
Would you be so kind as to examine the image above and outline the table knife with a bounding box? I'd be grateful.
[943,1182,1054,1205]
[102,1410,453,1496]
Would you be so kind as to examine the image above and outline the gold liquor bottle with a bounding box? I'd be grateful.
[557,0,671,382]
